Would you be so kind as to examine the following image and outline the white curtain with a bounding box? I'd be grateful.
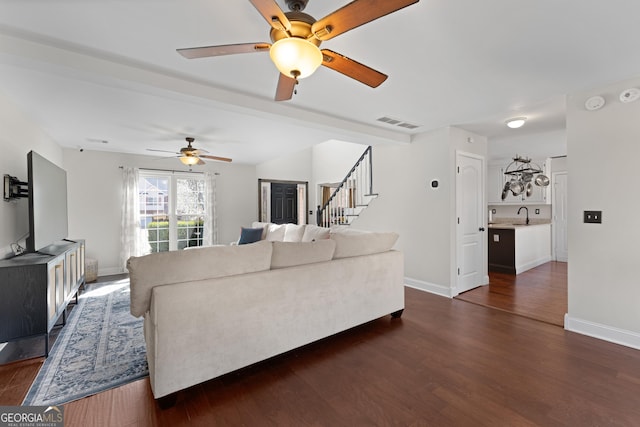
[120,167,148,270]
[203,171,218,246]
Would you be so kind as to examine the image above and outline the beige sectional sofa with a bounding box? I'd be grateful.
[127,225,404,403]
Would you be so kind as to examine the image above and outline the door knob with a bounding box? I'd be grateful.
[479,227,485,232]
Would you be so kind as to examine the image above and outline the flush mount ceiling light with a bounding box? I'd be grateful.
[506,117,527,129]
[269,37,323,79]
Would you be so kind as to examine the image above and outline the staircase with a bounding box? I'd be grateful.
[317,146,377,227]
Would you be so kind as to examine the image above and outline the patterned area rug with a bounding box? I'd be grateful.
[23,279,148,406]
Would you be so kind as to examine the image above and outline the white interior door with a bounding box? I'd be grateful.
[456,152,486,294]
[552,172,568,262]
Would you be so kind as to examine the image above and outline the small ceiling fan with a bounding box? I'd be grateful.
[147,137,232,165]
[177,0,419,101]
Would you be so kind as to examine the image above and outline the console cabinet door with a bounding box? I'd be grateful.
[48,256,65,325]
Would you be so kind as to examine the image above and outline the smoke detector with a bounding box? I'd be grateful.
[585,95,605,111]
[619,88,640,104]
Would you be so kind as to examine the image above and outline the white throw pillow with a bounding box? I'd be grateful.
[283,224,306,242]
[301,224,330,242]
[251,221,270,240]
[330,229,399,259]
[265,223,286,241]
[270,240,336,269]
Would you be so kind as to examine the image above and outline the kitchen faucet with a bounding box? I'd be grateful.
[517,206,530,225]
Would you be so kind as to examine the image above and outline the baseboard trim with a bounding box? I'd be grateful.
[405,277,452,298]
[515,256,551,275]
[564,314,640,350]
[98,267,126,277]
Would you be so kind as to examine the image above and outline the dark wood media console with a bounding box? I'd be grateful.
[0,239,85,357]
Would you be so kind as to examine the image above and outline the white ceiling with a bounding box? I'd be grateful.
[0,0,639,164]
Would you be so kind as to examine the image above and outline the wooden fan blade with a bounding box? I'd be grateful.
[197,158,206,165]
[311,0,419,41]
[177,43,270,59]
[249,0,291,32]
[321,49,387,88]
[275,73,296,101]
[200,155,233,163]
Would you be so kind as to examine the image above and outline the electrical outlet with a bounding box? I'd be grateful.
[535,209,540,215]
[584,210,602,224]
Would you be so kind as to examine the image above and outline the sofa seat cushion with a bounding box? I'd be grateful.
[270,240,336,269]
[127,240,272,317]
[330,228,399,259]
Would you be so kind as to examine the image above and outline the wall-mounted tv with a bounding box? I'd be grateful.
[26,151,69,253]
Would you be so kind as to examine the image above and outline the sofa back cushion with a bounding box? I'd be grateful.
[127,240,272,317]
[301,224,331,242]
[330,228,399,259]
[270,240,336,269]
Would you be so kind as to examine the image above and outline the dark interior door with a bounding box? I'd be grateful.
[271,183,297,224]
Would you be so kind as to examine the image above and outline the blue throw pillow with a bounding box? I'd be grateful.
[238,227,263,245]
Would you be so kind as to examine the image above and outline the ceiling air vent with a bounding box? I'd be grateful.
[377,116,402,125]
[376,116,420,130]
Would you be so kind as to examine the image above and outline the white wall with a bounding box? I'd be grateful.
[63,148,257,275]
[354,127,487,295]
[0,90,62,258]
[566,75,640,349]
[489,128,567,161]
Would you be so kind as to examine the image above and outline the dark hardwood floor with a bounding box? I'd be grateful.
[3,282,640,426]
[457,261,568,326]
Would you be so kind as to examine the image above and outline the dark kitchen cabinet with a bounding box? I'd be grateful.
[488,228,515,274]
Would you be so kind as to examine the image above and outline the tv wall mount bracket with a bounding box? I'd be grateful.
[3,174,28,201]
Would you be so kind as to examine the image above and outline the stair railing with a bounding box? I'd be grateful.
[317,146,375,227]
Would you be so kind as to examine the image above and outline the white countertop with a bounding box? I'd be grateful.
[488,222,551,230]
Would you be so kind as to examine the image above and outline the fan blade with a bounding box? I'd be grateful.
[197,158,206,165]
[147,148,180,154]
[311,0,419,41]
[249,0,291,32]
[200,155,233,163]
[275,73,296,101]
[321,49,387,88]
[177,43,270,59]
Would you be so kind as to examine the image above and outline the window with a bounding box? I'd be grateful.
[138,172,207,252]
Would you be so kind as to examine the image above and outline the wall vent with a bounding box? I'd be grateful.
[376,116,421,130]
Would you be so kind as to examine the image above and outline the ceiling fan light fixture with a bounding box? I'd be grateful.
[506,117,527,129]
[269,37,322,79]
[179,156,200,166]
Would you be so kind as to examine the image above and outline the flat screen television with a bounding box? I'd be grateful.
[26,151,69,253]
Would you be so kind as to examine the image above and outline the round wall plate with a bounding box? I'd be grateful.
[585,95,605,111]
[619,87,640,103]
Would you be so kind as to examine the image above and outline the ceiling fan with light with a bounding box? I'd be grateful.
[177,0,419,101]
[147,137,232,165]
